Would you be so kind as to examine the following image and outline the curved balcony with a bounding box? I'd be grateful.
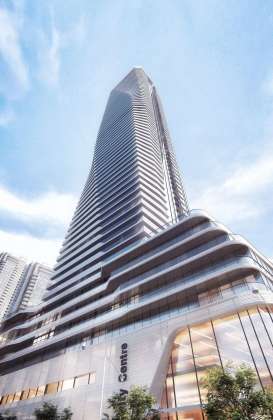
[0,252,265,362]
[0,282,272,370]
[0,221,233,340]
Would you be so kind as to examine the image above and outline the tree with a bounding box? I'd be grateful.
[34,403,58,420]
[59,407,73,420]
[107,386,160,420]
[203,364,273,419]
[34,402,72,420]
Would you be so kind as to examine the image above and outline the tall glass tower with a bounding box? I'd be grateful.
[0,68,273,420]
[50,68,189,298]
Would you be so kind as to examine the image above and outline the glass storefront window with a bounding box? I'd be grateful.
[166,377,176,408]
[161,307,273,418]
[213,314,254,368]
[172,330,194,374]
[161,386,168,410]
[190,322,220,369]
[174,372,200,407]
[190,322,221,402]
[258,307,273,344]
[177,409,203,419]
[239,310,269,387]
[248,308,273,380]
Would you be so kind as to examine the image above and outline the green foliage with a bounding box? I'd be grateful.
[34,402,72,420]
[59,407,73,420]
[107,391,128,420]
[203,364,273,419]
[34,403,58,420]
[107,386,160,420]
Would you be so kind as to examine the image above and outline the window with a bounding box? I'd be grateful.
[45,382,58,395]
[89,372,96,384]
[61,378,74,391]
[1,396,8,405]
[13,391,22,402]
[0,371,96,406]
[6,394,14,404]
[74,374,89,388]
[36,385,45,397]
[28,388,37,399]
[20,390,29,400]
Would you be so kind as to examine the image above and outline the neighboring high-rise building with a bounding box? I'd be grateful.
[0,253,26,320]
[12,262,53,311]
[0,68,272,420]
[0,253,52,321]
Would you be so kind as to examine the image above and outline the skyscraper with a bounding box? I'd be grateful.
[0,68,272,420]
[0,253,26,321]
[12,262,53,311]
[0,253,53,321]
[52,66,189,294]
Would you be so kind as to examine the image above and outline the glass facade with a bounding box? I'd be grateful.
[161,306,273,419]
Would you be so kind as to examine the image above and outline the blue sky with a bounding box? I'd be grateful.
[0,0,273,265]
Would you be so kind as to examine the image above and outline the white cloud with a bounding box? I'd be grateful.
[38,16,86,86]
[38,26,61,86]
[0,6,29,98]
[191,148,273,224]
[191,68,273,226]
[0,229,61,266]
[0,185,77,226]
[224,154,273,194]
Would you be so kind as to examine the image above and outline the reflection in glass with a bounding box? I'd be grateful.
[174,372,200,407]
[213,314,254,368]
[248,308,273,380]
[166,377,176,408]
[258,307,273,344]
[191,321,221,403]
[239,311,269,387]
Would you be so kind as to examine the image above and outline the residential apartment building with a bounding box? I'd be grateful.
[12,263,53,311]
[0,253,52,321]
[0,68,272,420]
[0,253,26,321]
